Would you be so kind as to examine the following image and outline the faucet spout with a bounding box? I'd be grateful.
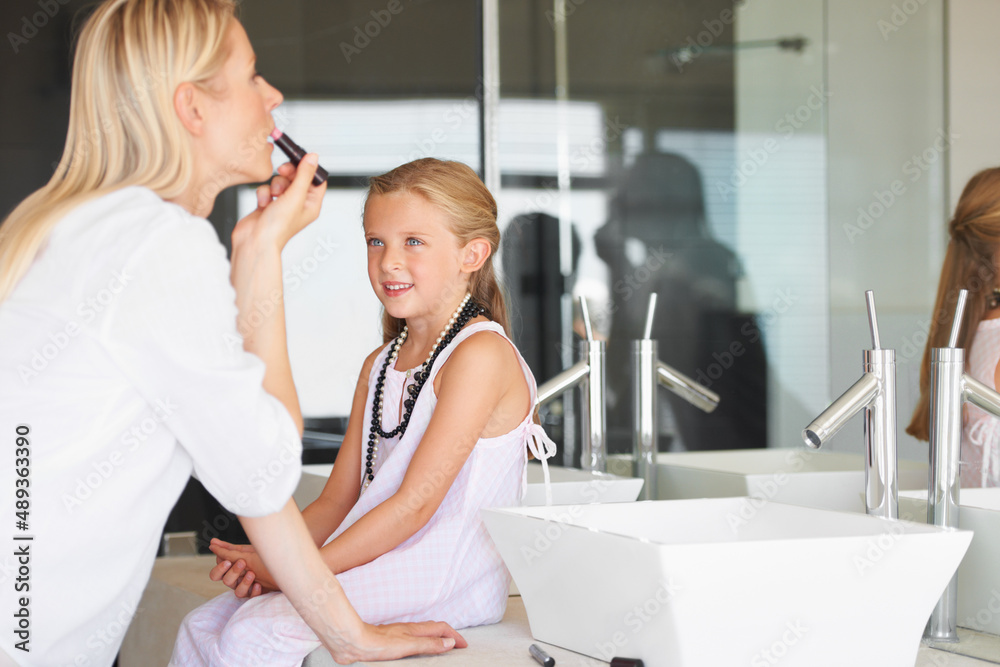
[656,361,720,413]
[802,372,880,448]
[801,291,897,519]
[964,374,1000,415]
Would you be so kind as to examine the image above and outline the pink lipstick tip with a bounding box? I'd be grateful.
[269,128,283,140]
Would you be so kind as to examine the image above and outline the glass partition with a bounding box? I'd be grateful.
[228,0,947,461]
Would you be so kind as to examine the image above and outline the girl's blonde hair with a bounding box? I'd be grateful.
[908,167,1000,440]
[365,158,510,343]
[0,0,237,303]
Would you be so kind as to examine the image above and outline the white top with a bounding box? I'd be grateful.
[964,318,1000,488]
[327,321,556,627]
[0,187,302,666]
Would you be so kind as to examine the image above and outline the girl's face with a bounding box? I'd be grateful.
[364,191,473,323]
[197,20,283,186]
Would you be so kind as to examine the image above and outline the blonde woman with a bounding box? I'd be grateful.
[0,1,462,665]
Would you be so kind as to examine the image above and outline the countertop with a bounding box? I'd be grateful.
[304,595,1000,667]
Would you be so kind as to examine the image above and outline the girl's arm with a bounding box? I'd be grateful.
[316,332,519,574]
[238,500,465,660]
[299,347,380,546]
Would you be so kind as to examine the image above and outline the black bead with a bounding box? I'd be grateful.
[404,398,414,410]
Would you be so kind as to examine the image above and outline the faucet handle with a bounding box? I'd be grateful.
[643,293,658,340]
[947,289,969,348]
[579,295,594,342]
[865,290,881,350]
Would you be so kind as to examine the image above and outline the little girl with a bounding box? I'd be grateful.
[170,158,555,666]
[908,167,1000,487]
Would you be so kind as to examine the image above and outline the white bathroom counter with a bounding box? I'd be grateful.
[305,595,999,667]
[121,555,998,667]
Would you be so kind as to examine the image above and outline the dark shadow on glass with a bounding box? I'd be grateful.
[597,152,767,452]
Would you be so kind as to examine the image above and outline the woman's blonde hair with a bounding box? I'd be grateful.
[365,158,510,343]
[908,167,1000,440]
[0,0,237,303]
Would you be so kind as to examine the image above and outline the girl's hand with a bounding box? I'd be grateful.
[231,156,327,251]
[208,538,277,597]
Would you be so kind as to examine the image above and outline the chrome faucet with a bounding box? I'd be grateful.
[632,293,720,500]
[925,289,1000,642]
[803,290,898,519]
[537,296,607,473]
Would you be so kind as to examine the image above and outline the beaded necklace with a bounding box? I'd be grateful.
[364,293,486,490]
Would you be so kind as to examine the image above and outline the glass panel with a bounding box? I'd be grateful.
[498,1,826,461]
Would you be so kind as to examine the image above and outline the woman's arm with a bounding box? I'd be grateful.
[229,157,327,437]
[316,332,518,574]
[299,347,380,546]
[238,499,465,661]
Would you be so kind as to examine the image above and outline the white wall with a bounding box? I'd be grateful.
[948,0,1000,211]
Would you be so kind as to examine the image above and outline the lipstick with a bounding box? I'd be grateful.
[269,129,329,187]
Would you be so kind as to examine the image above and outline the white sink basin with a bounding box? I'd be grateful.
[482,498,971,667]
[900,488,1000,636]
[608,449,928,512]
[294,462,642,509]
[522,462,643,505]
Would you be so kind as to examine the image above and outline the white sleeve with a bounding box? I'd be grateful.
[98,212,302,517]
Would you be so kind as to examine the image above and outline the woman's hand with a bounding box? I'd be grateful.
[208,538,276,598]
[231,155,327,252]
[336,621,468,663]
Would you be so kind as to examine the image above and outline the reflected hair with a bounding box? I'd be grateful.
[365,158,510,343]
[0,0,236,303]
[907,167,1000,440]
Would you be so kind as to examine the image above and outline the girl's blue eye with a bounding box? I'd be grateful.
[368,238,384,247]
[406,238,422,246]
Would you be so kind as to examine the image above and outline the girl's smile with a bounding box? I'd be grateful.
[364,191,468,323]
